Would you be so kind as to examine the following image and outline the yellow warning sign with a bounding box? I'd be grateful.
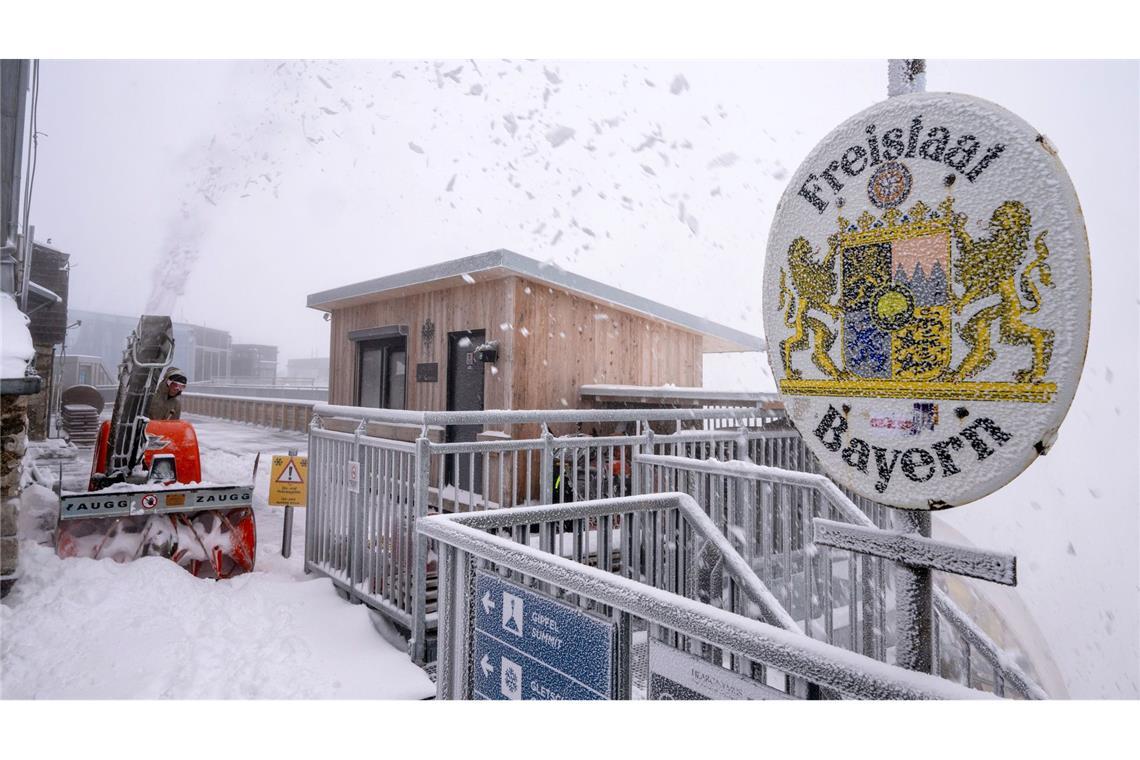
[268,455,308,507]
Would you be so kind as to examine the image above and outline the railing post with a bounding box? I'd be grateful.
[410,434,431,664]
[436,542,456,699]
[732,428,756,576]
[637,424,655,495]
[540,424,554,505]
[349,419,365,600]
[893,509,933,673]
[303,413,321,574]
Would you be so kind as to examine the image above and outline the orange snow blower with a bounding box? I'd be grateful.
[55,316,257,579]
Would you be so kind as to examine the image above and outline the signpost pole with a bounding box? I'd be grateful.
[892,509,933,672]
[884,57,935,674]
[281,448,297,558]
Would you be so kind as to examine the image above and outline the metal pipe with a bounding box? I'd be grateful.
[281,448,297,559]
[893,509,933,673]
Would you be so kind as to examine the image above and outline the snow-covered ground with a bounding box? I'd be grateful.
[1,415,435,700]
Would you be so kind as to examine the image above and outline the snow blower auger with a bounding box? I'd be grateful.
[55,315,257,579]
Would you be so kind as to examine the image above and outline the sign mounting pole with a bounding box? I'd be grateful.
[282,448,297,558]
[886,58,934,673]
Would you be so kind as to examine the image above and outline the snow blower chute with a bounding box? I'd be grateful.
[55,315,257,579]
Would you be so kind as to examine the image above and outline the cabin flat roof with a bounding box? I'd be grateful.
[306,249,765,353]
[579,384,783,408]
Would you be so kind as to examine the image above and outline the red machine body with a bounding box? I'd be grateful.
[56,314,257,579]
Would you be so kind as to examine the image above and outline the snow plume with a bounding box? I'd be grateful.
[145,201,208,314]
[144,60,343,316]
[145,128,254,314]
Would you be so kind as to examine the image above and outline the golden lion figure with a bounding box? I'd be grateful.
[947,201,1054,383]
[779,237,844,379]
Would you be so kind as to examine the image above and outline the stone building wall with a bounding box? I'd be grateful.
[1,394,28,597]
[24,346,54,441]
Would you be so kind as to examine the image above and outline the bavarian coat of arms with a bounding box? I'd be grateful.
[777,196,1056,402]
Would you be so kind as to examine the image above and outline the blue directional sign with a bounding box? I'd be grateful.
[473,571,615,700]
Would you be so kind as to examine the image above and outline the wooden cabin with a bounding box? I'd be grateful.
[308,249,765,503]
[308,249,763,424]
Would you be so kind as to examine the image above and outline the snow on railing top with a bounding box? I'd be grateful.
[637,453,872,527]
[419,493,989,700]
[312,403,769,428]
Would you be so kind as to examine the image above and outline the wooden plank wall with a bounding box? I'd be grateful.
[327,278,515,422]
[510,276,703,435]
[327,274,703,435]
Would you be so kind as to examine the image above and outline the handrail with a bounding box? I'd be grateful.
[313,403,770,427]
[418,494,991,700]
[637,453,872,526]
[424,427,801,456]
[634,453,1048,699]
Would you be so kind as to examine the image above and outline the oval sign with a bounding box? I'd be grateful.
[764,92,1090,509]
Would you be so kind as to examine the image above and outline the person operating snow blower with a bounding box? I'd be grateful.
[56,318,257,579]
[147,367,187,420]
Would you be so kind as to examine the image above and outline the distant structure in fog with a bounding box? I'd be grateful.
[284,356,329,387]
[230,344,278,383]
[67,309,277,386]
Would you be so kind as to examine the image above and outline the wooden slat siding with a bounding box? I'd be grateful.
[512,275,703,408]
[181,395,314,432]
[327,278,514,420]
[510,276,703,440]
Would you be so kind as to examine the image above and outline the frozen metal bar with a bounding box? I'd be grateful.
[893,510,933,674]
[812,518,1017,586]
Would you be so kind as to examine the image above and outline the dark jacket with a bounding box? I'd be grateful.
[147,367,185,420]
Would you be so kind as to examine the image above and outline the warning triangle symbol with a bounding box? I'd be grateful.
[277,460,304,484]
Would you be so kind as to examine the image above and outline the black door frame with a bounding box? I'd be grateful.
[445,329,486,490]
[355,335,408,409]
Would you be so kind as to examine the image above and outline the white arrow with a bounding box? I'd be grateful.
[481,591,495,614]
[480,654,495,677]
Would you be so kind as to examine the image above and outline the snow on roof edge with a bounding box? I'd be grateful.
[305,249,765,353]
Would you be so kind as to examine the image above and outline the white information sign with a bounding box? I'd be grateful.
[346,460,360,494]
[764,92,1090,509]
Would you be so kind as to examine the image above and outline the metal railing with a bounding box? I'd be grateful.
[303,403,1047,699]
[635,453,1047,699]
[419,493,990,700]
[304,405,793,663]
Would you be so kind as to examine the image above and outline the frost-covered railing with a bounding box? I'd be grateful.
[304,404,797,663]
[306,422,425,631]
[634,454,1047,699]
[419,493,990,700]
